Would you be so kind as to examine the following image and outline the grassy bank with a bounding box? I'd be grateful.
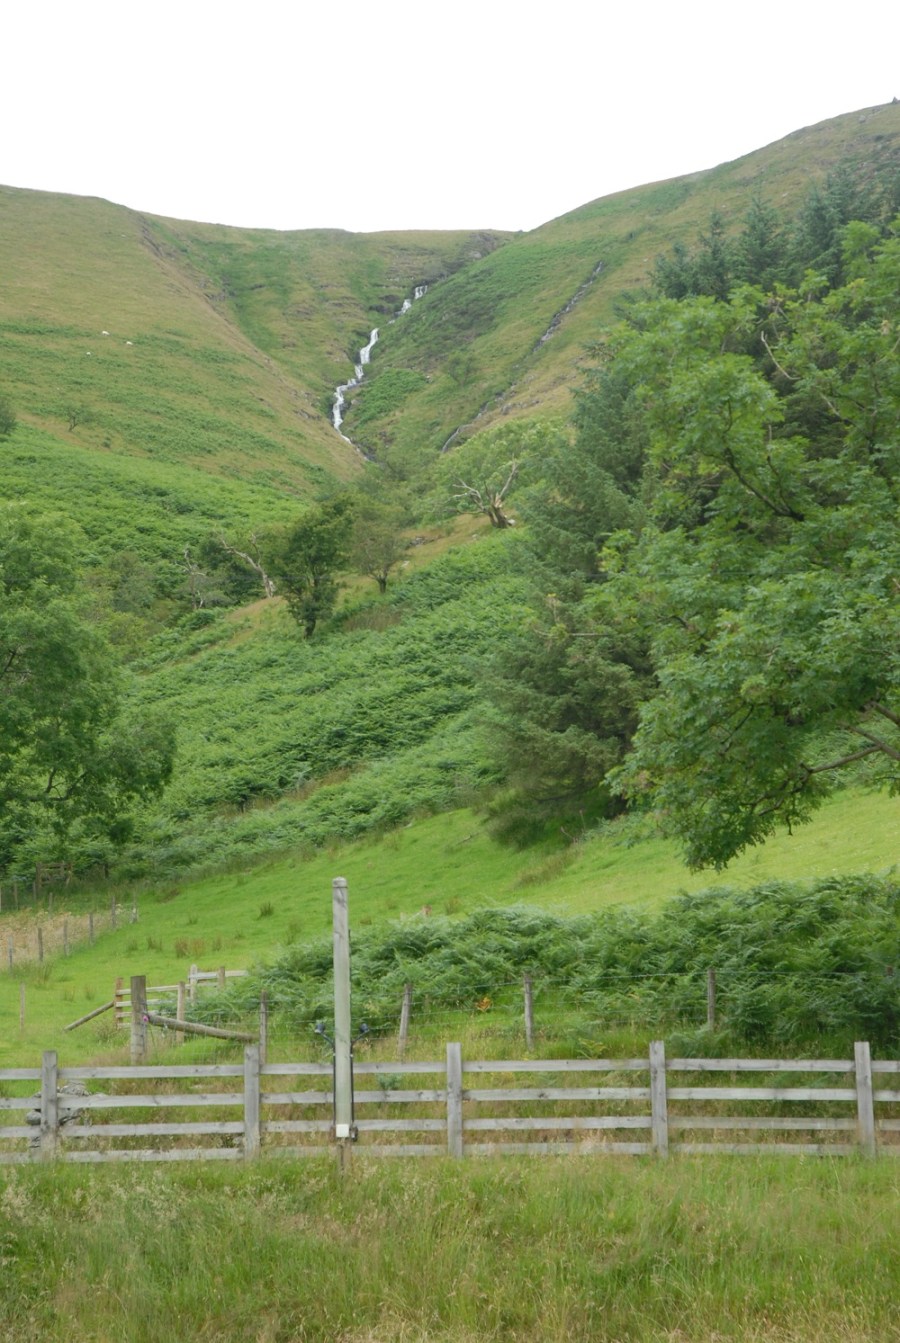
[0,788,896,1067]
[1,1157,897,1341]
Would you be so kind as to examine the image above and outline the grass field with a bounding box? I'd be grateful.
[1,787,895,1068]
[1,1157,897,1341]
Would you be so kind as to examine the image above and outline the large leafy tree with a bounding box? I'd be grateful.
[0,507,175,873]
[604,229,899,866]
[265,495,353,636]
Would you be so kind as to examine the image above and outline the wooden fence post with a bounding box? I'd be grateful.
[243,1044,261,1159]
[258,990,269,1066]
[217,965,226,992]
[446,1042,464,1158]
[40,1050,59,1160]
[189,964,198,1005]
[523,973,535,1051]
[113,976,124,1029]
[706,969,716,1031]
[36,927,44,964]
[130,975,148,1063]
[649,1040,669,1158]
[854,1041,876,1158]
[398,983,412,1057]
[176,982,186,1046]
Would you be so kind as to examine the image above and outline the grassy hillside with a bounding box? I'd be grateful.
[345,101,900,464]
[0,786,895,1068]
[1,100,897,897]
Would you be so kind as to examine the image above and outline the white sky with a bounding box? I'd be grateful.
[3,1,898,235]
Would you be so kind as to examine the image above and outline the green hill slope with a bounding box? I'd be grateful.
[2,102,898,889]
[342,101,900,465]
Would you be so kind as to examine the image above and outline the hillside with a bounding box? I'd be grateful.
[342,101,900,465]
[1,100,898,887]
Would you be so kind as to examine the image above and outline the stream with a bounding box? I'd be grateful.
[332,286,427,447]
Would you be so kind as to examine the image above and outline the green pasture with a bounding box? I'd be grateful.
[1,787,895,1067]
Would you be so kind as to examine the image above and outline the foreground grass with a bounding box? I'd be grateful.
[1,1157,896,1342]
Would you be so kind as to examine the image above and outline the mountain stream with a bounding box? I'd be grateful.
[332,286,427,450]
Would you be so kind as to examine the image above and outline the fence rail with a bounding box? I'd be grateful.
[1,1042,897,1166]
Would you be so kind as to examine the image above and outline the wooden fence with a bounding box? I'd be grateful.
[1,1043,897,1165]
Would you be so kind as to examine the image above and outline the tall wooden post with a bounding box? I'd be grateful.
[332,878,353,1145]
[706,969,717,1031]
[130,974,148,1063]
[259,990,269,1066]
[446,1042,464,1158]
[523,973,535,1051]
[217,965,227,992]
[398,983,412,1057]
[189,964,198,1005]
[649,1040,669,1158]
[243,1045,261,1159]
[176,982,186,1046]
[40,1051,59,1160]
[854,1041,876,1158]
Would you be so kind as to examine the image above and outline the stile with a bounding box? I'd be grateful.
[649,1040,669,1158]
[855,1040,877,1158]
[447,1042,463,1158]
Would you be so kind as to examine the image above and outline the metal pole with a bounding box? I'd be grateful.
[332,878,353,1143]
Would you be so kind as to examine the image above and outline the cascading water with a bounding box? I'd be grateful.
[332,285,427,447]
[332,327,379,441]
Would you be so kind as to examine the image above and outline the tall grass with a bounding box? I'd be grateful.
[1,1158,896,1341]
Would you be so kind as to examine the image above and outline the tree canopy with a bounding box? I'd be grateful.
[599,230,900,866]
[0,507,175,873]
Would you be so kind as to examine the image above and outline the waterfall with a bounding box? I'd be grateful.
[331,285,428,445]
[332,327,379,440]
